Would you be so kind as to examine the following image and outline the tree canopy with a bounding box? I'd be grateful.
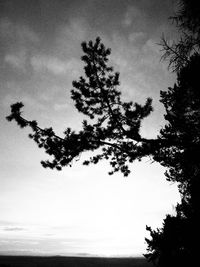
[144,0,200,265]
[160,0,200,71]
[7,36,161,177]
[144,53,200,266]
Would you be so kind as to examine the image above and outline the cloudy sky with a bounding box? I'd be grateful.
[0,0,181,257]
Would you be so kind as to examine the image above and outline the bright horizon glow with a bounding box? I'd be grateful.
[0,159,180,256]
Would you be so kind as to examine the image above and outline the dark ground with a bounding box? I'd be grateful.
[0,256,154,267]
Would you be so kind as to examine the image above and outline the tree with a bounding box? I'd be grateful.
[144,53,200,266]
[7,37,160,177]
[144,0,200,265]
[160,0,200,71]
[7,0,200,265]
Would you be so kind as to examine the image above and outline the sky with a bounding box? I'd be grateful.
[0,0,181,257]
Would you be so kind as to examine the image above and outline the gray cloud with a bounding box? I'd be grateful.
[4,52,27,71]
[0,18,39,46]
[3,227,25,232]
[30,55,80,76]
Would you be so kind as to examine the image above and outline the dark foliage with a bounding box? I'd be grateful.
[144,1,200,266]
[7,37,161,177]
[160,0,200,71]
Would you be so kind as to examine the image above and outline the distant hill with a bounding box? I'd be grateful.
[0,255,153,267]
